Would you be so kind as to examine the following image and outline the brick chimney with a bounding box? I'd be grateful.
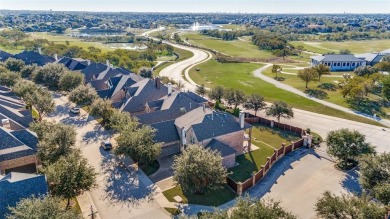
[155,77,161,89]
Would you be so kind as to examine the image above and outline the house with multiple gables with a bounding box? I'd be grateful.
[132,87,252,168]
[0,86,39,175]
[311,49,389,71]
[0,172,48,217]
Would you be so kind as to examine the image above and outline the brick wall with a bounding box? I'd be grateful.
[0,155,37,174]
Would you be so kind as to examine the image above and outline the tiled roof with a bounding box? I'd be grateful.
[150,120,180,143]
[206,139,236,157]
[0,172,47,217]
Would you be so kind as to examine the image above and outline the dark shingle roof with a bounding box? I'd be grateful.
[81,62,108,81]
[150,120,180,144]
[10,129,38,150]
[206,139,236,157]
[0,127,37,162]
[0,50,13,62]
[14,51,55,66]
[312,54,364,62]
[0,173,48,217]
[136,107,187,125]
[175,107,251,142]
[121,78,168,113]
[160,92,201,111]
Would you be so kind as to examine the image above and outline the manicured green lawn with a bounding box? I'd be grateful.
[229,142,275,182]
[181,33,274,59]
[189,60,384,126]
[250,124,301,149]
[262,67,388,118]
[164,207,181,216]
[163,184,236,206]
[28,32,116,52]
[291,39,390,54]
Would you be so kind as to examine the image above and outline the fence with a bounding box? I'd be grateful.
[226,113,305,195]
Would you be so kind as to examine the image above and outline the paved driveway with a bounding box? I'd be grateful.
[48,95,170,219]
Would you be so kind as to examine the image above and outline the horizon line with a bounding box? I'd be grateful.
[1,9,389,14]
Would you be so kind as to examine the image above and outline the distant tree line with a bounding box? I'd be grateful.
[200,29,255,41]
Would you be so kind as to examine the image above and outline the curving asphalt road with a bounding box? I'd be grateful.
[142,29,212,92]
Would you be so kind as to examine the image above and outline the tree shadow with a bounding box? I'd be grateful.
[82,124,112,144]
[304,89,328,100]
[347,98,385,117]
[59,115,89,127]
[100,154,157,208]
[274,77,286,81]
[49,103,72,117]
[317,83,337,91]
[341,168,361,194]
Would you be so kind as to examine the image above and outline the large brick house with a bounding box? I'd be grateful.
[0,86,39,174]
[134,89,252,168]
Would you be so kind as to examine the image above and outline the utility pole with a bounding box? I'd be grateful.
[88,205,98,219]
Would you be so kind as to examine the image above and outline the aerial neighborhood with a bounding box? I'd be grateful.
[0,3,390,219]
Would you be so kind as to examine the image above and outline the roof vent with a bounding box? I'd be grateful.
[1,119,10,129]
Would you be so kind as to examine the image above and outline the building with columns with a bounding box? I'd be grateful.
[311,54,367,71]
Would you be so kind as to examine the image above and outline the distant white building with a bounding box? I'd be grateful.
[311,54,366,71]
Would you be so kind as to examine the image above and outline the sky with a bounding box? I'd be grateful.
[0,0,389,13]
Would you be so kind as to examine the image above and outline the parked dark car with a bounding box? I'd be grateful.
[100,140,112,150]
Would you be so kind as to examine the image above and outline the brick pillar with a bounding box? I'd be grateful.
[237,182,243,196]
[248,127,252,152]
[292,142,295,151]
[267,156,272,167]
[282,143,286,155]
[274,149,278,159]
[261,164,265,174]
[251,173,256,186]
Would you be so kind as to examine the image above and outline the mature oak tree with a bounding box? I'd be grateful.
[224,88,246,109]
[208,85,224,102]
[59,71,84,92]
[44,153,96,209]
[115,124,161,164]
[197,197,297,219]
[244,93,266,116]
[6,196,81,219]
[4,57,25,72]
[31,122,77,164]
[326,129,375,169]
[26,88,55,122]
[68,84,98,106]
[297,68,317,88]
[266,101,294,123]
[359,153,390,205]
[313,64,330,82]
[173,144,227,194]
[89,98,114,125]
[315,191,386,219]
